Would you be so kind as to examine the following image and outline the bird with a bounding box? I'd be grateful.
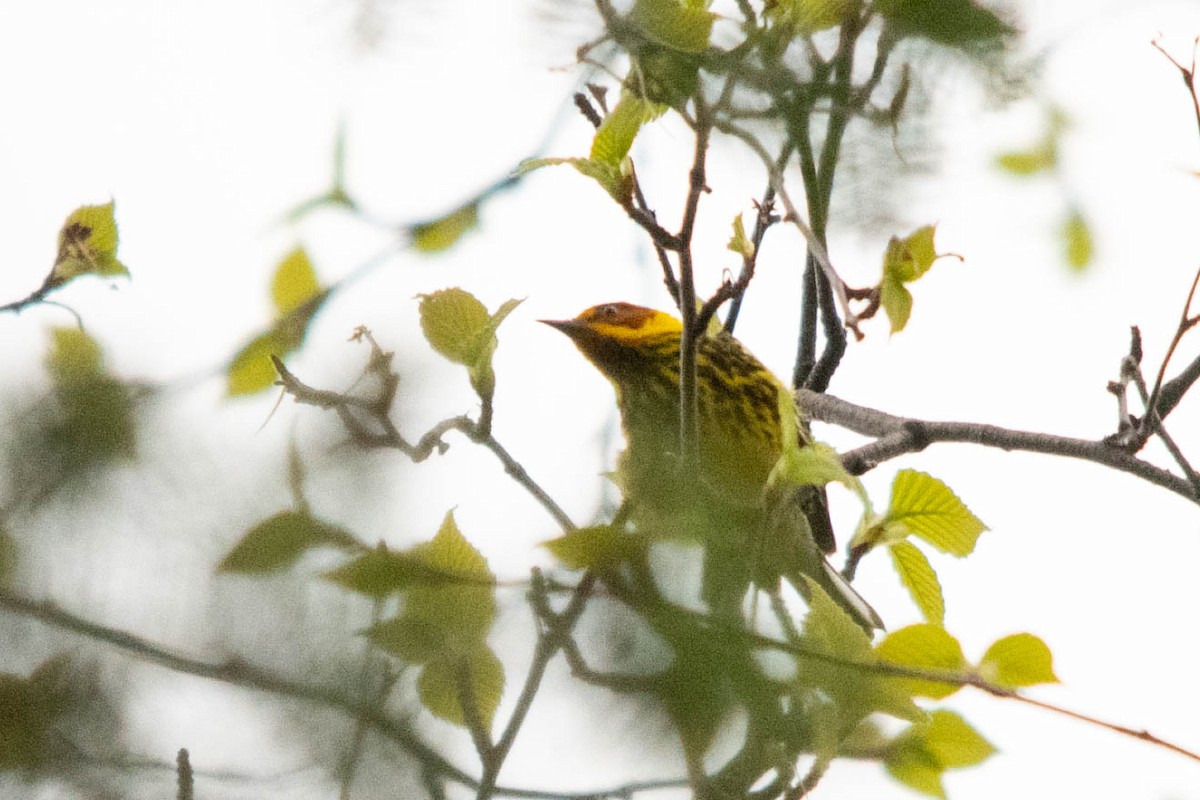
[542,301,883,631]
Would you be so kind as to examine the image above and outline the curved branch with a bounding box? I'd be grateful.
[796,390,1200,504]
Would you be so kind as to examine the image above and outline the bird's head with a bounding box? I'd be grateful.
[540,303,682,379]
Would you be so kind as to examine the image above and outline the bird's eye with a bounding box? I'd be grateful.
[602,304,619,318]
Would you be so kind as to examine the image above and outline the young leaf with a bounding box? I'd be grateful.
[1063,209,1093,271]
[227,251,330,396]
[369,615,447,662]
[543,525,645,570]
[47,327,104,384]
[410,202,479,253]
[920,710,996,767]
[217,510,360,574]
[877,0,1013,49]
[227,329,287,396]
[888,540,945,625]
[418,288,493,365]
[880,274,913,333]
[876,624,965,699]
[403,511,497,644]
[417,645,505,729]
[628,0,715,53]
[590,92,659,167]
[879,226,949,333]
[324,546,450,597]
[766,0,857,32]
[995,145,1055,175]
[46,328,136,464]
[884,470,987,556]
[0,657,72,770]
[886,710,996,798]
[798,580,923,730]
[977,633,1059,688]
[49,201,129,288]
[518,156,633,204]
[271,247,320,316]
[727,212,754,259]
[418,290,522,403]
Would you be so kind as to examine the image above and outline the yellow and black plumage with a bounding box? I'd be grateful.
[543,302,882,631]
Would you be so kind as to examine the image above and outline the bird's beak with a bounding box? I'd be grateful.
[538,318,581,338]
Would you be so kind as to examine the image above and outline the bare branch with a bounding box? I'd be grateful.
[272,355,577,532]
[797,389,1200,504]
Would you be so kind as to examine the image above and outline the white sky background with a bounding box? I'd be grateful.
[1,0,1200,798]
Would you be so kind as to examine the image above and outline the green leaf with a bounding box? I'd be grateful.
[217,510,360,574]
[628,0,715,53]
[45,328,136,464]
[0,656,71,770]
[766,0,857,32]
[797,579,923,734]
[771,438,860,495]
[402,511,497,647]
[49,201,129,288]
[227,252,330,397]
[885,470,987,556]
[633,49,702,109]
[887,709,995,798]
[888,541,944,625]
[885,743,946,799]
[418,645,505,729]
[727,213,754,259]
[46,327,103,384]
[418,288,493,365]
[324,545,452,597]
[519,156,633,204]
[369,615,448,662]
[364,512,497,661]
[1063,209,1093,271]
[543,525,645,570]
[978,633,1058,688]
[875,624,965,699]
[921,710,995,767]
[880,275,913,333]
[271,247,320,316]
[877,0,1013,49]
[876,221,959,335]
[882,225,939,284]
[418,290,522,403]
[410,202,479,253]
[227,329,286,396]
[996,145,1055,176]
[590,92,661,167]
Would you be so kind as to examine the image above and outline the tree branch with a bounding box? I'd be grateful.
[796,389,1200,504]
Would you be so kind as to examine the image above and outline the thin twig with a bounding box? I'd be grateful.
[677,110,713,466]
[715,121,858,335]
[176,748,193,800]
[1151,36,1200,144]
[1143,265,1200,435]
[272,356,576,532]
[478,571,598,799]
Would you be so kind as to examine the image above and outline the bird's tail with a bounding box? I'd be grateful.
[799,558,885,632]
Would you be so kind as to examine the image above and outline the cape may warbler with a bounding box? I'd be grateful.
[543,302,882,631]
